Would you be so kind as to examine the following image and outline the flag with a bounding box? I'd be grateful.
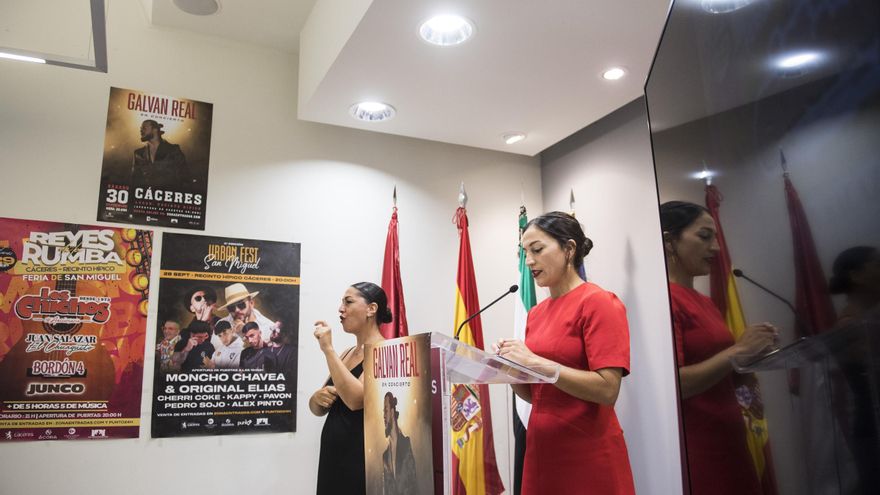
[783,172,836,336]
[451,206,504,495]
[380,206,409,338]
[705,184,778,495]
[512,206,537,495]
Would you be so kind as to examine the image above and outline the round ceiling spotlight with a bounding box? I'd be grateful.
[602,67,627,81]
[777,52,820,69]
[349,101,396,122]
[419,15,475,46]
[700,0,755,14]
[173,0,220,16]
[503,133,527,145]
[774,51,822,78]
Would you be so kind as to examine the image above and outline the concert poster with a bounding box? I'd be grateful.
[96,87,213,230]
[0,217,153,441]
[364,334,436,495]
[151,233,300,437]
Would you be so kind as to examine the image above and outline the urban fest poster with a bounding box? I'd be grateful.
[151,233,300,437]
[0,217,153,441]
[96,87,213,230]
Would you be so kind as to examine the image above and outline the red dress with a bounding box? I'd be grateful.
[522,282,635,495]
[669,283,762,495]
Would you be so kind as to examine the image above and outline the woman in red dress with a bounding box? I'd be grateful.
[660,201,778,494]
[495,211,635,495]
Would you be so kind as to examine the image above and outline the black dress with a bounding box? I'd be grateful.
[316,360,365,495]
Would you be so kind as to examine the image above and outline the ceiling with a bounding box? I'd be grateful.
[645,0,851,132]
[149,0,672,156]
[5,1,847,155]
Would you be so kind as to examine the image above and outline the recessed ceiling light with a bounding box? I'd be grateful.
[350,102,396,122]
[700,0,755,14]
[777,52,820,69]
[173,0,220,16]
[692,169,715,181]
[0,52,46,64]
[774,51,822,78]
[602,67,626,81]
[419,15,474,46]
[503,133,526,145]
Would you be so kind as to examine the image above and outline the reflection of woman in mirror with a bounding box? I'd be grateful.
[660,201,778,495]
[495,212,635,495]
[828,246,880,490]
[830,246,880,323]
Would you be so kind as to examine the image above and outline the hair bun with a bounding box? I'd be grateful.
[379,307,394,324]
[582,236,594,257]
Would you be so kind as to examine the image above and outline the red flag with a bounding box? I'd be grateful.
[451,206,504,495]
[380,206,408,338]
[705,184,779,495]
[784,174,836,336]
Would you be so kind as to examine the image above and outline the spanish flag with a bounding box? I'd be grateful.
[705,184,778,495]
[451,206,504,495]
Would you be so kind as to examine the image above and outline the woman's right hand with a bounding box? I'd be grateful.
[313,320,334,354]
[313,385,338,409]
[734,323,778,355]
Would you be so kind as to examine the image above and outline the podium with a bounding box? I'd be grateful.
[363,332,559,495]
[729,324,880,494]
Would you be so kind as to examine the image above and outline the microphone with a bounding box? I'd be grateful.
[732,269,797,314]
[455,285,518,340]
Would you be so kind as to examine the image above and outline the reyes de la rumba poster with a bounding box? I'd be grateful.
[0,217,153,441]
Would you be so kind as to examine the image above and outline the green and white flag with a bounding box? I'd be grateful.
[514,206,537,426]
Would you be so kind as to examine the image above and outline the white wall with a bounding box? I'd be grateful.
[539,98,684,495]
[0,2,542,493]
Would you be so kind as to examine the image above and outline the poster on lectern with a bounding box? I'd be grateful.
[0,217,153,441]
[96,86,213,230]
[364,333,436,494]
[150,233,300,437]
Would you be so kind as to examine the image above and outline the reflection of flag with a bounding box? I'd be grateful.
[783,174,836,336]
[512,206,537,495]
[705,184,778,495]
[380,206,408,338]
[451,206,504,495]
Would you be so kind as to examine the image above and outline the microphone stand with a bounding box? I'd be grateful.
[455,285,518,340]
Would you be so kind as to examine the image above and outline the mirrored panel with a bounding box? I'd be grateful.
[646,0,880,494]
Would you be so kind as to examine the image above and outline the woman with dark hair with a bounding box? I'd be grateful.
[829,246,880,323]
[828,246,880,491]
[310,282,391,495]
[660,200,777,495]
[494,211,635,495]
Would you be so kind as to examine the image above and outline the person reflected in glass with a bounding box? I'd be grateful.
[494,211,635,495]
[660,201,778,494]
[830,246,880,324]
[828,245,880,492]
[310,282,391,495]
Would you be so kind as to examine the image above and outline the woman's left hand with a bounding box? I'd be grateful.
[313,320,334,354]
[494,338,544,368]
